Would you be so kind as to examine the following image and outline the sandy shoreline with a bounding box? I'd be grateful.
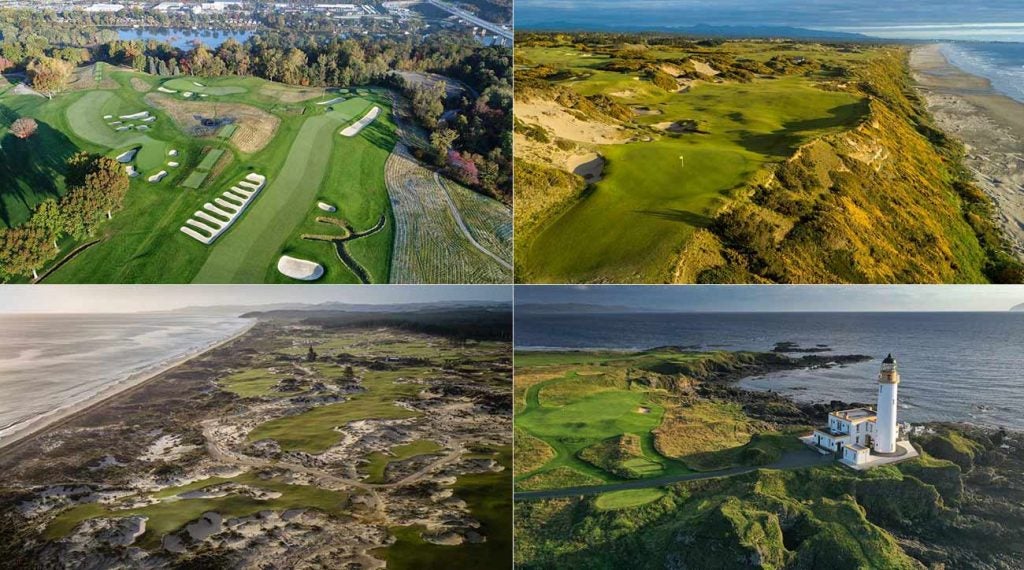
[0,318,257,453]
[910,44,1024,260]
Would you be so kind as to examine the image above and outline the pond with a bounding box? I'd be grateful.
[114,27,255,49]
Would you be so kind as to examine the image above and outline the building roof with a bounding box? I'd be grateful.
[847,443,870,452]
[829,408,877,423]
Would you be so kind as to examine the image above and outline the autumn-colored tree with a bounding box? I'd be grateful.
[0,225,54,280]
[59,153,130,237]
[26,57,73,97]
[29,199,63,250]
[0,56,12,73]
[9,117,38,139]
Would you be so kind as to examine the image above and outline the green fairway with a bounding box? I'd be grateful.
[246,368,425,453]
[45,472,350,549]
[516,44,870,283]
[163,77,248,96]
[594,488,666,510]
[193,96,389,283]
[361,440,443,483]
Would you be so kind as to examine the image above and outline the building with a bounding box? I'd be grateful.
[805,354,918,469]
[84,2,125,11]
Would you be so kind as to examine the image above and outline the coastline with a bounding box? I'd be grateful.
[910,43,1024,260]
[0,318,257,454]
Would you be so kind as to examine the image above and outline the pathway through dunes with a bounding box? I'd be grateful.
[385,143,512,283]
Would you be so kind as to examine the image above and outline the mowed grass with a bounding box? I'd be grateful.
[45,472,350,549]
[194,96,391,283]
[361,439,443,483]
[268,93,396,284]
[514,371,689,489]
[246,368,425,454]
[594,488,666,511]
[163,77,248,96]
[1,69,398,284]
[518,46,869,283]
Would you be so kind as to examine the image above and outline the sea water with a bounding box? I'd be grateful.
[940,41,1024,104]
[0,313,252,446]
[515,312,1024,430]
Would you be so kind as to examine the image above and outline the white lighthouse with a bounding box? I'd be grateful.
[874,353,900,454]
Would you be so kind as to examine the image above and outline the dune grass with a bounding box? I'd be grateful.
[516,45,868,283]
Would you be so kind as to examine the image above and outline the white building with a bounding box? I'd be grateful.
[84,2,125,11]
[807,354,918,469]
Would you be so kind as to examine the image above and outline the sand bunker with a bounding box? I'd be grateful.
[125,166,139,177]
[516,99,627,144]
[277,255,325,281]
[180,173,268,245]
[157,86,177,94]
[318,201,337,212]
[317,97,346,106]
[193,82,205,87]
[103,115,113,119]
[691,59,720,76]
[169,149,178,156]
[340,106,380,137]
[568,153,605,183]
[115,149,138,163]
[182,91,194,98]
[120,111,150,120]
[168,161,180,167]
[148,170,168,183]
[655,119,701,133]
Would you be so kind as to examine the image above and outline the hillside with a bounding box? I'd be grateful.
[514,348,1024,569]
[513,34,1024,284]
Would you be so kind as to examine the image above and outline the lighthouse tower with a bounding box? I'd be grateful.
[874,353,900,454]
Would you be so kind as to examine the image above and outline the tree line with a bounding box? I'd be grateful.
[0,153,128,281]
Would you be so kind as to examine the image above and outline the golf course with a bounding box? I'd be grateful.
[515,41,873,283]
[513,349,807,495]
[0,63,512,283]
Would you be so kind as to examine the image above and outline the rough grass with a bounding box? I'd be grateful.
[515,43,872,283]
[653,401,755,462]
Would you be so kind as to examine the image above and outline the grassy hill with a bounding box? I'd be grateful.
[513,35,1023,284]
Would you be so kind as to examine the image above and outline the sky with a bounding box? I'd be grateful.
[0,285,511,314]
[516,285,1024,312]
[515,1,1024,41]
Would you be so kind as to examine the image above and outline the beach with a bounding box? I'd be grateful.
[911,44,1024,260]
[0,318,255,453]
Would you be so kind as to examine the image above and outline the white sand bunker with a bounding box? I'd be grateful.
[136,125,150,131]
[317,201,336,212]
[103,115,113,119]
[125,165,139,177]
[157,86,177,93]
[148,170,167,183]
[141,116,157,123]
[120,111,151,120]
[182,91,194,98]
[277,255,324,281]
[193,82,205,87]
[317,97,345,106]
[199,94,209,98]
[340,106,380,137]
[115,126,130,132]
[115,149,138,163]
[168,149,178,157]
[168,161,179,167]
[180,173,268,245]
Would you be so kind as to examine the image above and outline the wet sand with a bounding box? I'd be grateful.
[911,44,1024,260]
[0,319,256,452]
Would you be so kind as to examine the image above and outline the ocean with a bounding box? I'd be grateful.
[940,42,1024,103]
[0,313,252,446]
[515,312,1024,430]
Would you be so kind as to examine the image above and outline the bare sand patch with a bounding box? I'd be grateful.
[691,59,719,76]
[516,99,627,144]
[567,153,605,183]
[146,93,280,153]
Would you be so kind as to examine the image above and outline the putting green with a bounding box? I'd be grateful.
[66,90,168,173]
[163,78,247,96]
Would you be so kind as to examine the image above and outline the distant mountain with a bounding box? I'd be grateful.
[519,22,871,41]
[170,301,511,318]
[515,303,648,314]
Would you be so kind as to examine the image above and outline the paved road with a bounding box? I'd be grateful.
[515,447,834,501]
[426,0,512,41]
